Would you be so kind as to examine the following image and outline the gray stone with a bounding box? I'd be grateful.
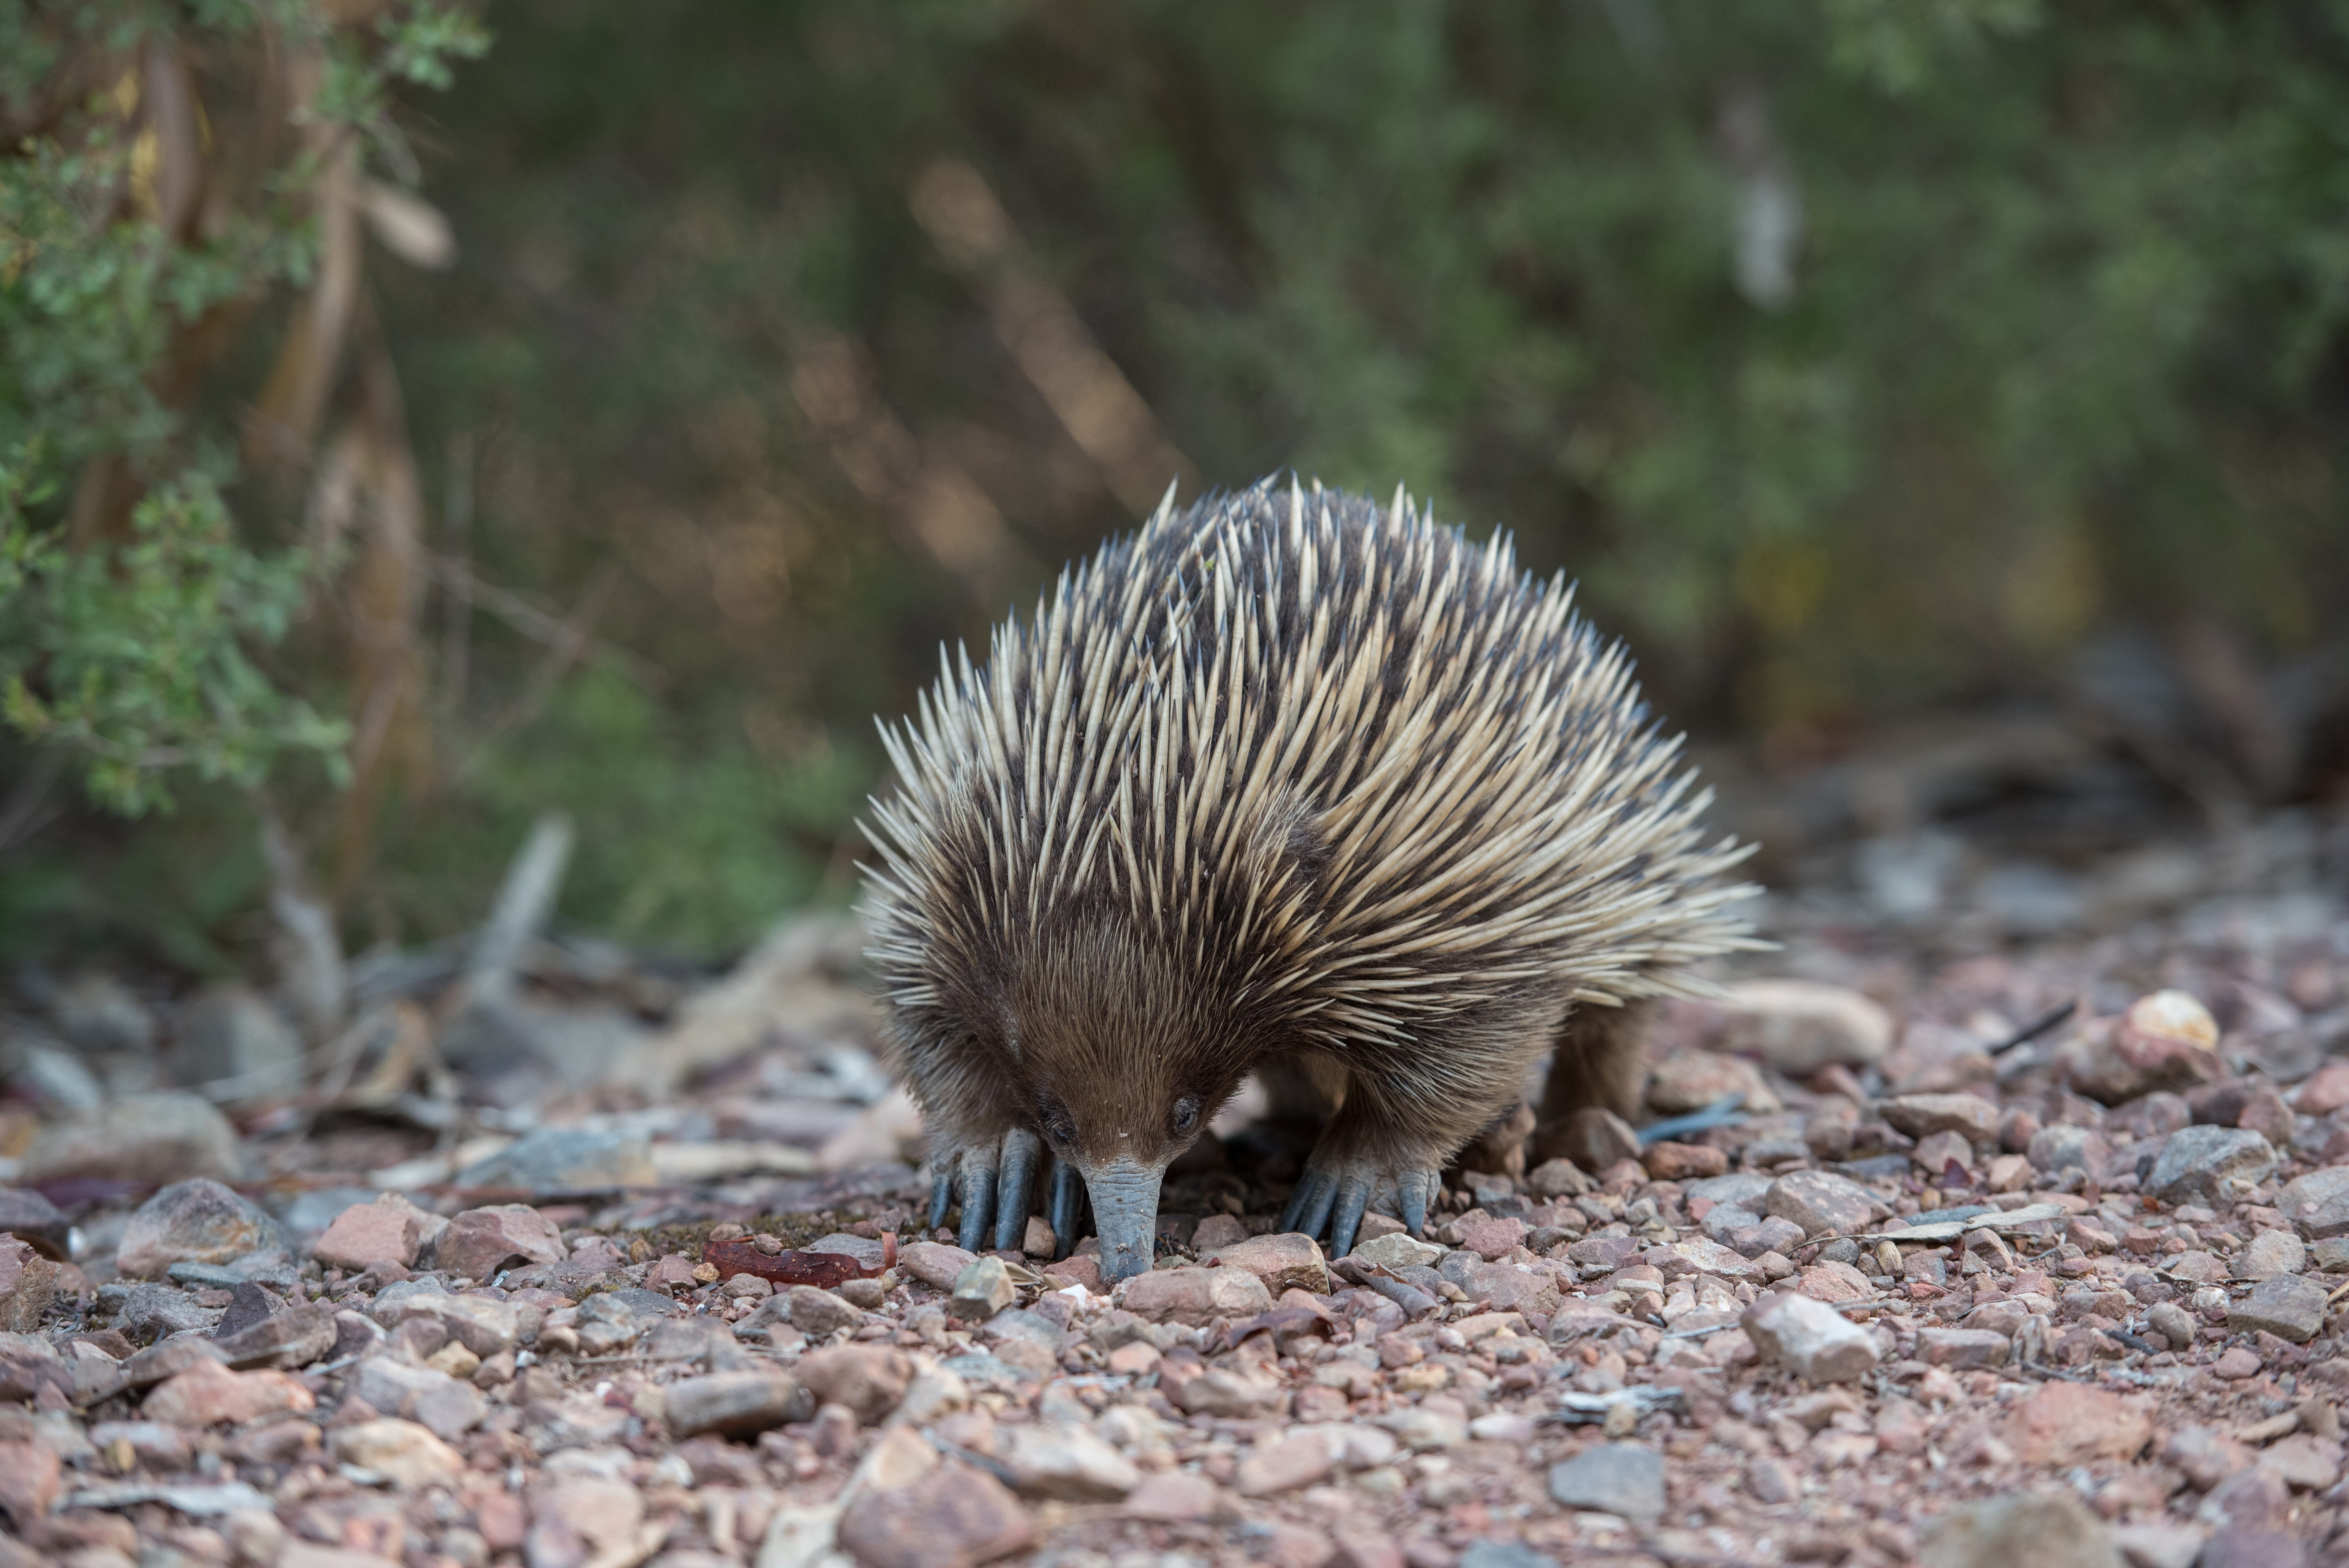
[2238,1230,2305,1281]
[1918,1490,2119,1568]
[174,985,304,1102]
[2228,1274,2328,1343]
[1741,1291,1880,1383]
[348,1355,487,1439]
[0,1189,70,1260]
[116,1180,288,1280]
[2147,1300,2198,1350]
[996,1421,1140,1500]
[2026,1124,2113,1180]
[950,1255,1016,1321]
[117,1284,220,1343]
[211,1300,336,1371]
[2145,1125,2275,1206]
[53,971,157,1052]
[24,1093,246,1186]
[785,1285,864,1338]
[1546,1441,1665,1523]
[1457,1544,1559,1568]
[1879,1093,2001,1143]
[2277,1167,2349,1240]
[663,1370,813,1438]
[451,1128,656,1193]
[1763,1170,1879,1237]
[2313,1237,2349,1273]
[1352,1232,1445,1270]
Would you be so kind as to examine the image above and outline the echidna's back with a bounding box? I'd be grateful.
[863,478,1753,1054]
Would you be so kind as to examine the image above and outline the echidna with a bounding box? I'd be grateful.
[861,478,1756,1283]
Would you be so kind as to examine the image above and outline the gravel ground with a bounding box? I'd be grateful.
[2,807,2348,1568]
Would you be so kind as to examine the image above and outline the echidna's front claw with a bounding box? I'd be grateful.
[993,1128,1042,1251]
[1048,1159,1083,1259]
[1284,1153,1442,1258]
[956,1155,997,1253]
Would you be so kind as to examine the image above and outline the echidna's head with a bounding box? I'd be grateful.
[1003,914,1259,1282]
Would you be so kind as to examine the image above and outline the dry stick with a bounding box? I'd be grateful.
[428,553,661,689]
[448,563,620,785]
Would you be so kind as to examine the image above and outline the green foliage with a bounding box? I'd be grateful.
[0,0,485,816]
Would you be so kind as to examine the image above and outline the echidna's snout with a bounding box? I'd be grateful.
[1081,1156,1166,1285]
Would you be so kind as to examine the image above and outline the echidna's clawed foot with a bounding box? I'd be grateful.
[1048,1159,1083,1260]
[993,1128,1042,1251]
[930,1127,1044,1252]
[1281,1155,1441,1259]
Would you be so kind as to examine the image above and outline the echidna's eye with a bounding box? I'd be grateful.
[1169,1096,1200,1137]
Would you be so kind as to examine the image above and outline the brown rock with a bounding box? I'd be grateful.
[0,1189,70,1260]
[836,1459,1034,1568]
[1124,1470,1228,1523]
[1156,1347,1288,1418]
[660,1371,815,1438]
[21,1091,245,1186]
[142,1357,315,1427]
[2296,1060,2349,1115]
[1641,1141,1729,1181]
[0,1237,59,1333]
[1708,980,1893,1073]
[1918,1490,2120,1568]
[1915,1327,2010,1369]
[899,1240,979,1291]
[2005,1383,2152,1466]
[1041,1254,1101,1292]
[1879,1093,2001,1144]
[433,1205,565,1281]
[212,1299,337,1370]
[795,1344,914,1424]
[0,1438,59,1529]
[994,1422,1140,1500]
[330,1417,465,1488]
[1237,1431,1338,1496]
[115,1178,285,1279]
[1795,1260,1873,1302]
[1119,1265,1274,1324]
[1527,1158,1593,1198]
[1765,1170,1879,1237]
[1454,1215,1529,1261]
[1645,1048,1780,1115]
[311,1200,422,1273]
[1208,1232,1329,1294]
[2278,1167,2349,1240]
[1741,1291,1880,1383]
[2060,992,2221,1105]
[1191,1214,1248,1253]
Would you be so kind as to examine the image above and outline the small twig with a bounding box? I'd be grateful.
[430,552,661,689]
[1990,1000,2078,1056]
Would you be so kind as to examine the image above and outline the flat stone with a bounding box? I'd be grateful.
[2239,1230,2306,1281]
[2005,1383,2153,1466]
[21,1092,246,1186]
[2277,1167,2349,1240]
[141,1357,314,1427]
[311,1201,422,1273]
[0,1188,71,1260]
[433,1203,567,1281]
[119,1282,222,1341]
[1119,1265,1273,1324]
[349,1355,485,1439]
[1764,1170,1879,1237]
[1124,1470,1226,1523]
[997,1421,1139,1500]
[1661,1235,1757,1279]
[836,1459,1033,1568]
[2146,1125,2276,1207]
[1526,1158,1593,1199]
[1709,980,1893,1073]
[1236,1430,1338,1497]
[1918,1490,2121,1568]
[663,1371,813,1438]
[1880,1093,2001,1143]
[1641,1141,1729,1181]
[1915,1327,2011,1369]
[1646,1047,1779,1115]
[787,1285,865,1338]
[2229,1273,2329,1343]
[1211,1231,1331,1293]
[901,1240,979,1290]
[116,1179,287,1280]
[1438,1255,1563,1318]
[950,1256,1017,1321]
[1546,1441,1665,1523]
[1352,1233,1444,1270]
[1741,1291,1879,1383]
[211,1299,335,1370]
[371,1291,518,1358]
[1157,1349,1289,1418]
[451,1128,656,1192]
[795,1344,914,1424]
[329,1417,464,1489]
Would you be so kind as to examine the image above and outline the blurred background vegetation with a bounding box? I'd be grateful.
[5,0,2349,984]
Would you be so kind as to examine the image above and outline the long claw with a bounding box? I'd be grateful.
[1401,1169,1431,1238]
[957,1161,996,1253]
[1049,1160,1081,1260]
[994,1128,1041,1251]
[1329,1172,1372,1259]
[1278,1169,1322,1234]
[1294,1171,1339,1240]
[929,1167,954,1233]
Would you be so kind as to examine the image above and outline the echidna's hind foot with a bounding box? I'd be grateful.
[1280,1153,1442,1259]
[927,1126,1044,1253]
